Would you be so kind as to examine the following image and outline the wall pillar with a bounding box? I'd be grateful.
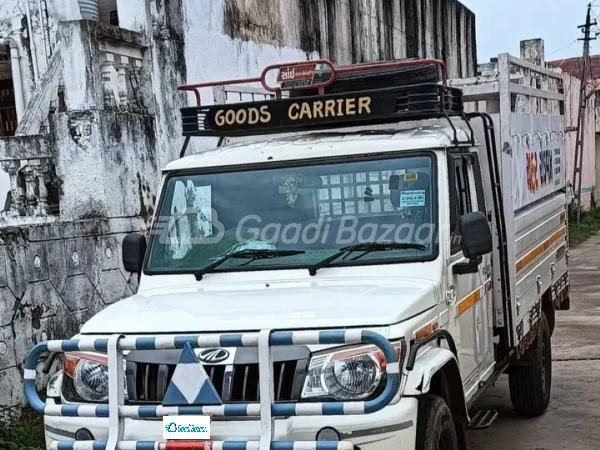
[520,38,546,66]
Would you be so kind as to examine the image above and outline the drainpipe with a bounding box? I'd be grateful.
[2,38,26,121]
[24,0,40,83]
[37,0,50,63]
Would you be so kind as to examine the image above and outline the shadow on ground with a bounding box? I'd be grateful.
[468,237,600,450]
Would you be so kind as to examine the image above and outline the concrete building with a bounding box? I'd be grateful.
[0,0,477,408]
[547,54,598,209]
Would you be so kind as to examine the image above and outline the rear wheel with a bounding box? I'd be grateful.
[508,312,552,416]
[416,395,459,450]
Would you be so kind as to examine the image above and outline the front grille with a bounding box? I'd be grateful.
[127,360,301,404]
[230,361,297,402]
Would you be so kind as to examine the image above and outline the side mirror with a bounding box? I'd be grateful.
[453,211,492,275]
[460,211,493,258]
[122,234,147,274]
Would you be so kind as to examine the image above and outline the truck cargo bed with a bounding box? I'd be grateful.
[451,54,569,352]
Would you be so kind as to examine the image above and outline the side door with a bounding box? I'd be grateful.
[446,154,491,398]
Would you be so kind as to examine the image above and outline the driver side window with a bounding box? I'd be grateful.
[449,156,474,255]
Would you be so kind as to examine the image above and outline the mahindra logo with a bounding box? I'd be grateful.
[198,348,230,364]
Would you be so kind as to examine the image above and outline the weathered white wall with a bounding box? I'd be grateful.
[0,13,157,408]
[2,0,479,170]
[53,111,159,221]
[180,0,321,154]
[0,217,144,407]
[0,0,81,104]
[116,0,149,33]
[0,0,82,204]
[216,0,476,76]
[563,73,596,209]
[0,0,480,174]
[115,0,478,161]
[184,0,477,95]
[0,1,40,110]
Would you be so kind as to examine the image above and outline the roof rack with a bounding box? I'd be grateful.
[177,59,474,155]
[179,58,449,105]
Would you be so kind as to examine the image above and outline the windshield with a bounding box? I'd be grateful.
[146,154,437,274]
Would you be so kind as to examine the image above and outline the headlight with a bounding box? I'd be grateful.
[301,340,404,400]
[74,359,109,401]
[63,352,127,403]
[64,353,109,402]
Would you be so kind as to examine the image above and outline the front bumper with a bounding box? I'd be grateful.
[44,398,418,450]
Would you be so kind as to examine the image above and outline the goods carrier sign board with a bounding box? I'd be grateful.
[181,80,463,137]
[202,91,397,133]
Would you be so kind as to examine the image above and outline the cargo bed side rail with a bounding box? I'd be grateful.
[25,329,402,450]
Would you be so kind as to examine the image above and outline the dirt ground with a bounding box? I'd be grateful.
[467,236,600,450]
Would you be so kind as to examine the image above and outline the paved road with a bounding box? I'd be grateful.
[467,235,600,450]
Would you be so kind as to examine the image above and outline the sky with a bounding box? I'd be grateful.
[459,0,600,63]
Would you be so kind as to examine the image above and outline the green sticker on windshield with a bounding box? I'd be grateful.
[400,190,426,207]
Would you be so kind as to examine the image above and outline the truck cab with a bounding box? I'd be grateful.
[28,58,569,450]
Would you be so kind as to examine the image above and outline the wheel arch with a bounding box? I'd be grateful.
[428,358,469,424]
[404,346,469,424]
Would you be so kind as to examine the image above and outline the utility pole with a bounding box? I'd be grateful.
[573,2,596,222]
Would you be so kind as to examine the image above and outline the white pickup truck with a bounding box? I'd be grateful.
[27,56,570,450]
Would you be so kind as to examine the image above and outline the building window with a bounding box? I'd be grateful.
[0,47,17,137]
[99,0,119,26]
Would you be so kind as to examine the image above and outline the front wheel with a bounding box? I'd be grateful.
[416,395,459,450]
[508,312,552,416]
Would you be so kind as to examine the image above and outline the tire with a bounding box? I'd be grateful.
[508,312,552,417]
[416,395,459,450]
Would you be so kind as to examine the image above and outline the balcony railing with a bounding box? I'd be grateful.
[0,135,59,218]
[58,21,150,114]
[99,41,146,113]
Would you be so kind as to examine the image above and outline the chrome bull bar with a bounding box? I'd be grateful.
[25,329,402,450]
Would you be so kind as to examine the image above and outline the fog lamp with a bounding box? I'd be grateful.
[74,428,94,440]
[317,427,340,441]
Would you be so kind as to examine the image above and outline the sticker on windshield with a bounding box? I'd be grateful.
[400,190,426,207]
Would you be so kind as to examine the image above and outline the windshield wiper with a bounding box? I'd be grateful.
[309,242,427,276]
[195,249,305,280]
